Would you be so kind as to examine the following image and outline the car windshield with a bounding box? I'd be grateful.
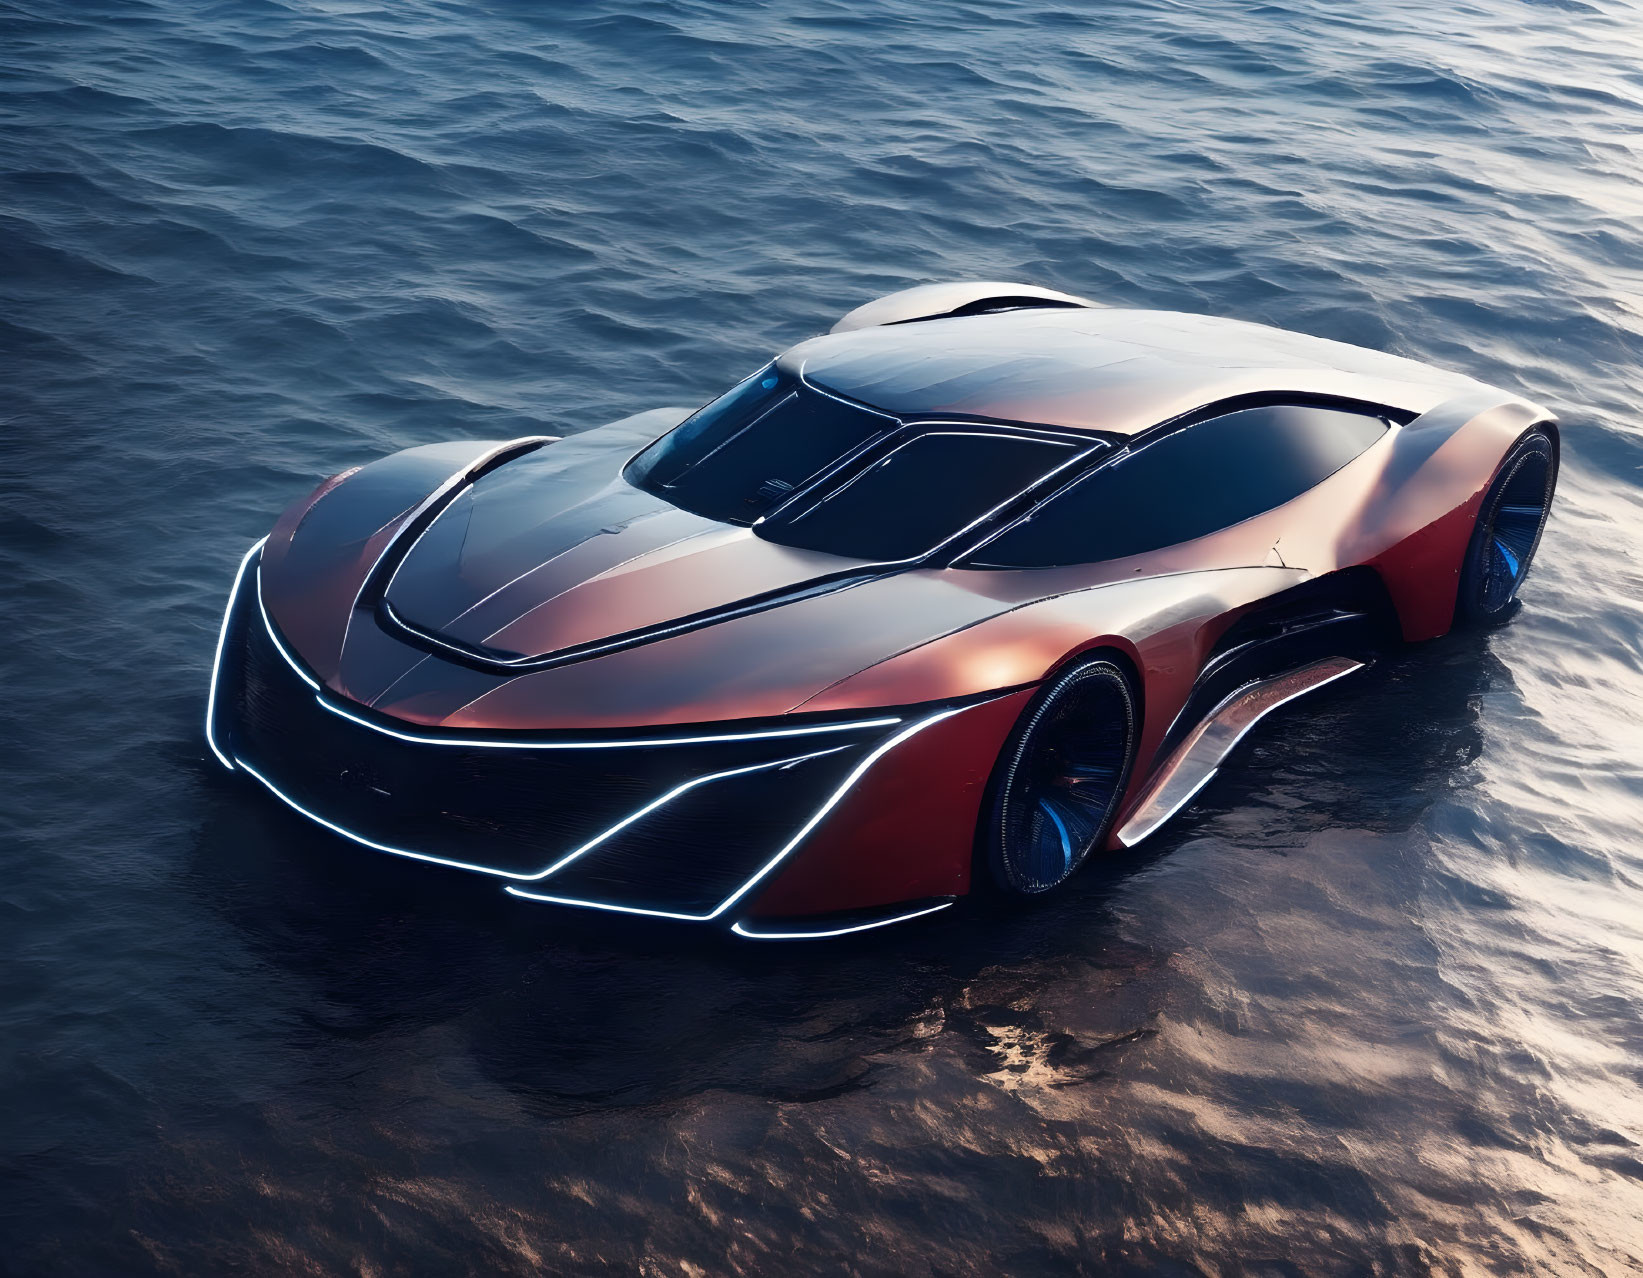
[624,368,895,525]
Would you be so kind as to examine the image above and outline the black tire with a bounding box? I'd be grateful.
[983,657,1140,896]
[1455,428,1557,628]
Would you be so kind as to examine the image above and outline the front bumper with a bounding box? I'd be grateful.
[207,540,965,934]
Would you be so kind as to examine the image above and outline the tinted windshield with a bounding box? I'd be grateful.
[625,369,894,525]
[763,431,1080,561]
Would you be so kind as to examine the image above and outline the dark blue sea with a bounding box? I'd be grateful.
[5,1,1643,1272]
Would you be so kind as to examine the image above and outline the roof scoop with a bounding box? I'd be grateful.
[830,281,1098,334]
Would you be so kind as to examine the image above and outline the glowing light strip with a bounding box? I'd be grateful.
[499,890,717,923]
[315,693,899,750]
[505,706,963,921]
[234,748,838,882]
[240,564,903,749]
[532,747,849,880]
[730,900,953,940]
[204,537,268,770]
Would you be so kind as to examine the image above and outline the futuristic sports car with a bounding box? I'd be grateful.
[206,281,1559,939]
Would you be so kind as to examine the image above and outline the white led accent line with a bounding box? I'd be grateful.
[730,900,953,940]
[205,537,268,771]
[316,695,901,750]
[244,562,903,748]
[504,706,963,921]
[234,748,840,882]
[218,537,958,919]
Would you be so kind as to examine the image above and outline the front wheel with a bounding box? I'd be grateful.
[983,657,1139,896]
[1455,428,1557,628]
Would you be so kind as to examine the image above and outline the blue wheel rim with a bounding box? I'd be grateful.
[1479,447,1552,613]
[1000,670,1133,893]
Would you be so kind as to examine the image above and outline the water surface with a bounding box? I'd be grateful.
[4,0,1643,1272]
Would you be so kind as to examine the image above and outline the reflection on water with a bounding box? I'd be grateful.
[4,0,1643,1271]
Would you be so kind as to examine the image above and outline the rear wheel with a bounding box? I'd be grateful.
[984,658,1139,896]
[1456,429,1557,627]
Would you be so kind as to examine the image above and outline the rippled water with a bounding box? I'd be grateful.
[5,0,1643,1272]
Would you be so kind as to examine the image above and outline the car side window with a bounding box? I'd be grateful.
[964,403,1390,568]
[761,430,1080,562]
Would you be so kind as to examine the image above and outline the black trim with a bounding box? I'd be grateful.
[1157,569,1396,759]
[1132,390,1416,445]
[261,588,1031,747]
[353,436,551,615]
[955,394,1408,570]
[756,418,1104,539]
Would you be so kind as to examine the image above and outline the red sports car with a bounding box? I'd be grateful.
[206,282,1558,938]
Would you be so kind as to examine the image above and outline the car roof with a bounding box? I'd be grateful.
[777,307,1492,437]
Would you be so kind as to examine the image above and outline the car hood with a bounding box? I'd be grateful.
[258,412,919,725]
[378,434,864,663]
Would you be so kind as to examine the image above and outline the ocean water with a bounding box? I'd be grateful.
[4,0,1643,1272]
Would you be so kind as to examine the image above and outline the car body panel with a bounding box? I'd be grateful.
[260,439,502,687]
[220,295,1558,932]
[255,389,1544,737]
[786,307,1489,436]
[746,689,1035,916]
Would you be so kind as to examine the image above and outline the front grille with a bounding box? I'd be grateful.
[222,582,887,909]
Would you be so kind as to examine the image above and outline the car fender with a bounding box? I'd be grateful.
[260,440,519,686]
[1360,393,1556,640]
[748,567,1308,915]
[257,409,687,686]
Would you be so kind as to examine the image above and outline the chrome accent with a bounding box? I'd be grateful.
[1115,656,1365,847]
[731,899,955,939]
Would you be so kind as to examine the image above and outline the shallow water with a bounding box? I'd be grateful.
[5,0,1643,1272]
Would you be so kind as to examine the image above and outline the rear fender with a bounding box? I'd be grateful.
[1364,394,1556,641]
